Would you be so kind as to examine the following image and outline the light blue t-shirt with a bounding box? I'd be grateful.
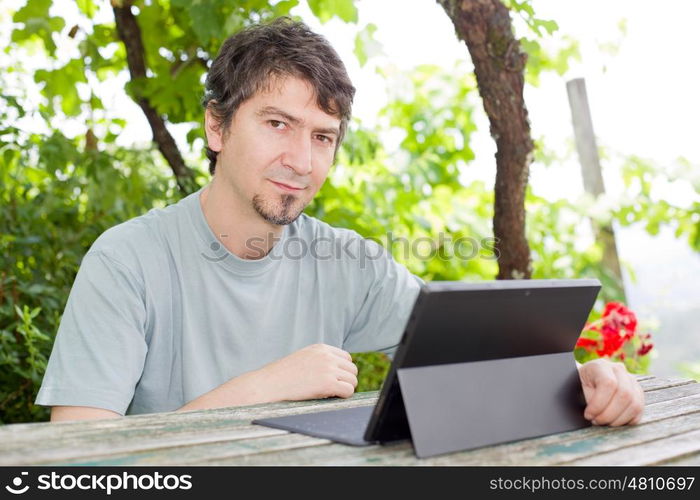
[35,188,422,415]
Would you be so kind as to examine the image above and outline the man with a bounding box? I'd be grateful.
[36,18,644,428]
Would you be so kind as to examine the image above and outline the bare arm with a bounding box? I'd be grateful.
[51,406,121,422]
[49,344,358,420]
[178,343,358,412]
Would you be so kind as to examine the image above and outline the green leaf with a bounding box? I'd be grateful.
[76,0,97,17]
[12,0,51,23]
[34,59,88,117]
[272,0,298,16]
[307,0,358,24]
[187,3,226,45]
[89,93,103,110]
[90,24,117,46]
[532,19,558,36]
[11,0,65,55]
[353,23,382,67]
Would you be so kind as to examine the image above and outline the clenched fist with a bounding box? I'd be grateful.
[578,358,645,426]
[255,343,359,402]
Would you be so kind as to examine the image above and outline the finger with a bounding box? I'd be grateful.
[593,365,635,425]
[336,369,358,389]
[609,394,643,427]
[582,364,618,420]
[628,380,646,425]
[607,372,643,426]
[336,349,353,362]
[335,380,355,398]
[338,358,359,376]
[317,344,353,362]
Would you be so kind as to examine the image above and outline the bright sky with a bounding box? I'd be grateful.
[3,0,699,374]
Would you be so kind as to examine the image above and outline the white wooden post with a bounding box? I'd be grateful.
[566,78,626,300]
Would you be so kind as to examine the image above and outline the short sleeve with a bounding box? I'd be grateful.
[35,250,148,415]
[343,239,423,358]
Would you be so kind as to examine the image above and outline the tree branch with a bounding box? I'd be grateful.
[112,0,197,194]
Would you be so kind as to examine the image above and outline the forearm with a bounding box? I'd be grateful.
[51,406,121,422]
[176,369,278,412]
[177,344,358,412]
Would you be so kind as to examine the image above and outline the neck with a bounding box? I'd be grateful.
[200,177,285,260]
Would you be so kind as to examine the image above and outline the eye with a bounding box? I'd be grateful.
[315,134,333,145]
[269,120,286,130]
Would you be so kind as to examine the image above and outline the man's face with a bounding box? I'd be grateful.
[205,76,341,225]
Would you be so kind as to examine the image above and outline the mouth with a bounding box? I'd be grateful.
[269,180,306,192]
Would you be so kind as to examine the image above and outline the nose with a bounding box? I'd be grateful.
[281,132,313,176]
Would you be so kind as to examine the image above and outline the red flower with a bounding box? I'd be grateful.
[637,343,654,356]
[603,302,638,332]
[603,302,626,317]
[576,337,598,350]
[583,321,600,332]
[597,337,624,357]
[580,302,653,362]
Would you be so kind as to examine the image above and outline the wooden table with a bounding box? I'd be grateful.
[1,375,699,466]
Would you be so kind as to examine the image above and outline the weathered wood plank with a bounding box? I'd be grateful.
[644,381,700,405]
[0,397,378,465]
[226,389,700,465]
[202,440,413,466]
[4,376,698,466]
[639,377,697,392]
[0,425,290,465]
[62,433,333,466]
[0,392,379,447]
[1,391,379,436]
[563,428,700,465]
[142,390,700,466]
[638,391,700,421]
[207,407,700,466]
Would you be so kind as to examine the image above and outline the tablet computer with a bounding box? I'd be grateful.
[253,278,601,457]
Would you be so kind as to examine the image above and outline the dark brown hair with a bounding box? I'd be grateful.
[202,17,356,175]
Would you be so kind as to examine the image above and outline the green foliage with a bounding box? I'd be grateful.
[616,155,700,250]
[307,0,357,24]
[0,93,179,423]
[352,352,390,392]
[353,22,381,68]
[526,191,626,304]
[8,0,362,178]
[503,0,581,86]
[11,0,65,56]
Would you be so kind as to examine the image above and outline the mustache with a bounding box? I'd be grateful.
[266,172,310,189]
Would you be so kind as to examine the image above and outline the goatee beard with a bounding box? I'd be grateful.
[252,193,302,225]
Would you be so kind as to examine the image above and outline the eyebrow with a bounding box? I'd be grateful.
[256,106,340,137]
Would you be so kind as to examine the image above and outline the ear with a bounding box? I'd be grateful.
[204,106,224,152]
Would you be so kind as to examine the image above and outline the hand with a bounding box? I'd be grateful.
[578,358,645,426]
[255,343,358,402]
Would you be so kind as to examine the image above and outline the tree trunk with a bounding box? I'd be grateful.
[438,0,533,279]
[112,0,197,195]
